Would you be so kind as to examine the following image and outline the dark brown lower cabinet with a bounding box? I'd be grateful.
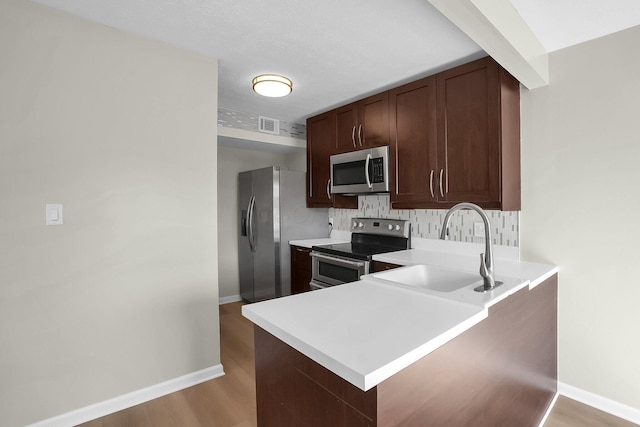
[371,261,402,272]
[254,274,557,426]
[290,245,312,294]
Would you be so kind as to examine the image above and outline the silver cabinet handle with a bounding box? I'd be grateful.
[429,170,435,198]
[326,178,331,200]
[439,169,445,198]
[357,124,363,147]
[351,126,356,148]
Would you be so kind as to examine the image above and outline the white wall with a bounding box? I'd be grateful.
[0,1,219,425]
[217,146,305,299]
[520,26,640,408]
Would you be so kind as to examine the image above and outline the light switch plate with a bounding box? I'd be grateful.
[46,204,63,225]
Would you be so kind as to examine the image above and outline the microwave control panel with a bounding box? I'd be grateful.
[371,157,385,183]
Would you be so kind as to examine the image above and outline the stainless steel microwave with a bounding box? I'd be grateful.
[330,146,390,194]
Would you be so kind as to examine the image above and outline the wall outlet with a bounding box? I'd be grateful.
[473,222,485,237]
[328,217,334,226]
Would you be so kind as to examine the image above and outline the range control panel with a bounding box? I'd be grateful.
[350,217,411,239]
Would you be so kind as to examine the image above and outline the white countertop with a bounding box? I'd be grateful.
[289,229,351,248]
[242,280,486,391]
[373,249,558,292]
[289,237,350,248]
[243,238,558,392]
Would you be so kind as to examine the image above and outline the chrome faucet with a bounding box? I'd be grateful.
[439,202,502,292]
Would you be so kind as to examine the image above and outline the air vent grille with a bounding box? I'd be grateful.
[258,116,280,135]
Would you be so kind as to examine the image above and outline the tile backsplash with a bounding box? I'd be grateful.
[218,108,306,139]
[329,195,519,246]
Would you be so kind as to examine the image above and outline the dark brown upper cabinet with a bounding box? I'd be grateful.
[389,76,438,206]
[306,111,334,208]
[308,56,520,211]
[306,111,358,209]
[335,103,359,153]
[390,57,521,211]
[436,57,520,211]
[334,93,390,153]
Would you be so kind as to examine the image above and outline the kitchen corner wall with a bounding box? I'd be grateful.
[0,1,219,426]
[331,195,519,246]
[520,25,640,409]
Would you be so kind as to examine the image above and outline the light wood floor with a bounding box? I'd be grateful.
[79,301,636,427]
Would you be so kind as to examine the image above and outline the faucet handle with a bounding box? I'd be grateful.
[479,253,491,278]
[479,253,496,290]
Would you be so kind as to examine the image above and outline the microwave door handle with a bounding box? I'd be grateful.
[365,154,372,189]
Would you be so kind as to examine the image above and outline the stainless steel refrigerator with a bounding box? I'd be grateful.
[238,167,329,302]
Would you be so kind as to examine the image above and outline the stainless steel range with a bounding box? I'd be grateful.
[309,218,410,290]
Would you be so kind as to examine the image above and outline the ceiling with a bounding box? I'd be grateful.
[32,0,640,127]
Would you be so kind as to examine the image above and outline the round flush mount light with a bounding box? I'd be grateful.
[252,74,293,97]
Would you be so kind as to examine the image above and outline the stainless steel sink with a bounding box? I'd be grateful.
[366,264,480,293]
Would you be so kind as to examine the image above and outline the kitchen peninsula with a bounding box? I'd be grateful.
[243,244,558,426]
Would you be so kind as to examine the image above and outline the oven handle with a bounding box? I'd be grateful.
[310,251,366,268]
[309,280,329,291]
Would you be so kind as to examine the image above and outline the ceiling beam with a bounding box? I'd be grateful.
[427,0,549,89]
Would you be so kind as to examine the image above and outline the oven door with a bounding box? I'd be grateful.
[310,251,370,289]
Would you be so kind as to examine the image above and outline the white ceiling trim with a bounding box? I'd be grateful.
[427,0,549,89]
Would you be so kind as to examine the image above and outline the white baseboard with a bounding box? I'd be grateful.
[219,294,242,304]
[27,364,225,427]
[537,392,559,427]
[559,382,640,424]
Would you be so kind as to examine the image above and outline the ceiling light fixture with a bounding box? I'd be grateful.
[252,74,293,97]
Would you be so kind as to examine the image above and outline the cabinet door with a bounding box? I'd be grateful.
[372,261,402,272]
[335,103,358,154]
[306,112,334,207]
[389,76,437,208]
[291,245,312,294]
[436,57,501,205]
[358,92,389,148]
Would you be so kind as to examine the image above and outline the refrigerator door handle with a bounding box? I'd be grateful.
[247,196,256,252]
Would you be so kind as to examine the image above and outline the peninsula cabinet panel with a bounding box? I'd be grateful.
[389,76,438,206]
[253,274,557,426]
[435,57,521,211]
[376,274,557,426]
[255,327,377,427]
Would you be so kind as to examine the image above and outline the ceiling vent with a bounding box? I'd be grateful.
[258,116,280,135]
